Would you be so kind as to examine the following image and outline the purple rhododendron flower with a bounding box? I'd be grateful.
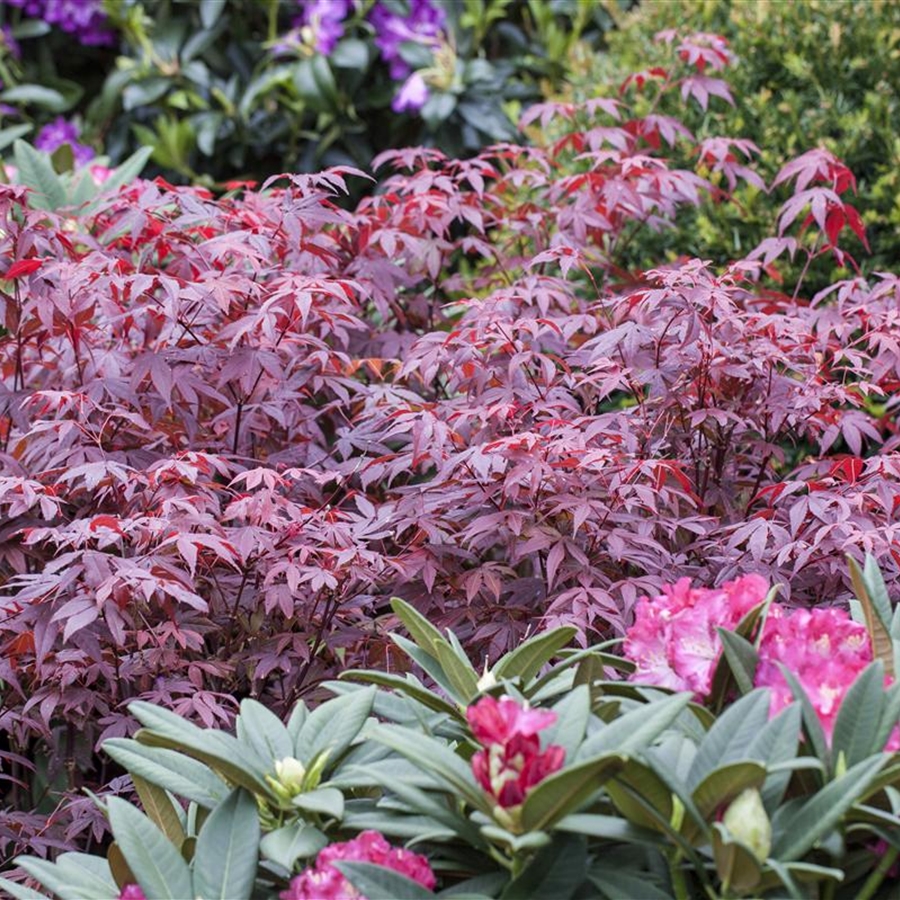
[1,25,21,60]
[391,72,429,113]
[5,0,115,46]
[35,116,95,166]
[296,0,353,54]
[368,0,445,80]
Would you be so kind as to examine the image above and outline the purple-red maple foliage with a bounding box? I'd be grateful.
[1,31,898,857]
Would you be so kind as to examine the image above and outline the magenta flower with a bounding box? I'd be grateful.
[392,72,429,114]
[281,830,436,900]
[34,116,95,167]
[117,886,146,900]
[754,605,872,738]
[467,696,565,809]
[624,574,769,698]
[467,695,558,745]
[368,0,445,81]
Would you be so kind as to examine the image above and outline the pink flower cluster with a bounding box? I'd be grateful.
[624,574,883,741]
[623,575,769,696]
[117,886,146,900]
[467,696,565,808]
[280,830,435,900]
[755,605,871,737]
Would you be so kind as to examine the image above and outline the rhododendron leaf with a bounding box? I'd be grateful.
[106,842,133,893]
[771,755,887,860]
[711,823,763,894]
[132,723,271,797]
[12,139,67,210]
[556,812,665,846]
[684,761,766,844]
[259,822,328,871]
[236,698,294,762]
[577,693,693,759]
[103,739,229,809]
[286,701,309,746]
[390,596,447,656]
[873,683,900,756]
[831,662,886,768]
[500,834,588,900]
[335,862,436,899]
[291,787,345,820]
[544,685,591,757]
[746,704,802,810]
[520,753,626,832]
[390,635,459,700]
[848,555,894,679]
[709,628,760,708]
[338,670,460,718]
[193,789,259,900]
[776,667,828,763]
[493,626,578,683]
[688,690,772,789]
[296,686,375,766]
[587,867,673,900]
[361,770,487,848]
[14,853,117,900]
[366,723,490,812]
[131,775,186,848]
[107,797,193,900]
[433,640,480,704]
[0,876,50,900]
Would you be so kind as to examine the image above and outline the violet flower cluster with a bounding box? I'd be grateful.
[624,574,897,745]
[288,0,445,114]
[5,0,115,46]
[280,830,436,900]
[34,116,94,167]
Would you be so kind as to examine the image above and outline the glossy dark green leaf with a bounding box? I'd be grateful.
[296,686,375,765]
[14,854,117,900]
[832,662,886,767]
[499,834,587,900]
[493,626,577,684]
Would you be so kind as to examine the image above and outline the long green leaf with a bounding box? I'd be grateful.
[520,753,626,831]
[493,626,577,683]
[365,723,489,812]
[831,662,886,767]
[777,666,828,764]
[236,698,294,763]
[433,639,479,704]
[577,692,692,759]
[103,739,228,808]
[683,761,766,844]
[296,686,375,765]
[15,854,117,900]
[849,554,894,678]
[192,789,260,900]
[544,685,591,758]
[336,862,435,899]
[772,755,887,860]
[292,787,345,819]
[687,690,771,790]
[13,139,67,209]
[107,797,193,900]
[338,670,458,716]
[390,596,447,654]
[500,834,587,900]
[131,775,185,848]
[0,876,50,899]
[588,868,672,900]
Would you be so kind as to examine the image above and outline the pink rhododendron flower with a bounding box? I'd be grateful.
[467,695,565,808]
[281,830,435,900]
[118,886,146,900]
[624,574,769,697]
[754,605,872,738]
[467,695,557,745]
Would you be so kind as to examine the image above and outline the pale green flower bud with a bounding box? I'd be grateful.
[723,788,772,863]
[270,757,307,797]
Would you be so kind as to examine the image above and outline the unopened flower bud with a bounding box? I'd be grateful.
[273,757,307,795]
[723,788,771,862]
